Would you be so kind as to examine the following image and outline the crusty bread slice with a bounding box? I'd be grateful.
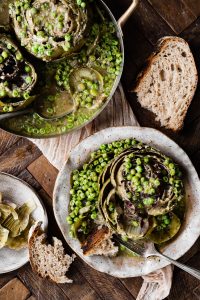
[29,223,75,283]
[133,36,198,131]
[81,226,118,257]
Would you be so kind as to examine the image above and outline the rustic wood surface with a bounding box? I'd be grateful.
[1,0,200,299]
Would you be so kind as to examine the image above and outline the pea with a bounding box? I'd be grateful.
[144,156,149,163]
[25,76,32,84]
[143,197,154,206]
[126,174,132,181]
[2,51,8,59]
[136,165,143,173]
[81,2,86,8]
[170,169,176,176]
[0,57,3,63]
[136,158,142,165]
[91,212,97,219]
[25,65,31,72]
[12,89,19,97]
[0,90,6,97]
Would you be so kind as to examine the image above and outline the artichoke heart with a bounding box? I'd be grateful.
[6,217,35,250]
[2,202,36,237]
[9,0,91,61]
[0,224,9,249]
[0,203,18,224]
[0,35,37,112]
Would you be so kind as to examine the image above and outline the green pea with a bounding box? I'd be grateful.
[31,7,37,14]
[136,158,142,165]
[25,65,31,72]
[143,197,154,206]
[126,174,132,181]
[16,52,22,60]
[12,89,19,97]
[144,156,149,163]
[0,56,3,63]
[25,76,32,84]
[81,2,86,8]
[130,169,136,175]
[136,165,143,173]
[0,89,6,97]
[170,169,176,176]
[149,188,155,195]
[2,51,8,59]
[17,15,22,22]
[90,89,98,97]
[91,212,97,219]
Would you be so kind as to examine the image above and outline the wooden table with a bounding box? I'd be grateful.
[1,0,200,299]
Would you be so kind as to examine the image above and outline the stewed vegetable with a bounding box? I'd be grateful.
[9,0,91,61]
[0,34,37,112]
[67,139,185,253]
[2,0,123,137]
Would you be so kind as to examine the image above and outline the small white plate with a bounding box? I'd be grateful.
[0,172,48,274]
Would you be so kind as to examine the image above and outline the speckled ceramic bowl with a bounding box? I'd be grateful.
[0,172,48,274]
[53,127,200,277]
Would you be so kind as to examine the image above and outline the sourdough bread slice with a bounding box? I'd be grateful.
[29,223,75,283]
[81,226,118,257]
[133,36,198,131]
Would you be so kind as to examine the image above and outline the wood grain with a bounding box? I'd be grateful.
[0,278,31,300]
[28,156,58,198]
[0,139,41,175]
[147,0,196,34]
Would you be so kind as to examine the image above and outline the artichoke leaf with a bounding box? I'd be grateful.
[0,224,9,249]
[6,217,35,250]
[0,203,18,224]
[2,202,36,237]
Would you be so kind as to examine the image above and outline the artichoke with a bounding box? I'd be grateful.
[0,224,9,249]
[10,0,91,62]
[0,34,37,112]
[2,202,36,237]
[98,145,184,242]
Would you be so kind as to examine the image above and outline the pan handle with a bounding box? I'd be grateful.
[118,0,139,28]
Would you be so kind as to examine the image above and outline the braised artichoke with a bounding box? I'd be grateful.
[68,139,185,247]
[0,34,37,112]
[10,0,91,61]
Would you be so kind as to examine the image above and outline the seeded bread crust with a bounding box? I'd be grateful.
[133,36,198,131]
[29,223,75,284]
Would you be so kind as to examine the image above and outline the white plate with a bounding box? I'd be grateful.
[0,172,48,274]
[53,126,200,278]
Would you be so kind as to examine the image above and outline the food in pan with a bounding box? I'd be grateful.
[9,0,91,61]
[67,139,185,256]
[133,37,198,131]
[2,0,123,137]
[0,34,37,112]
[0,192,36,250]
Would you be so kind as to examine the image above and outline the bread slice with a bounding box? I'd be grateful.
[81,226,118,257]
[133,36,198,131]
[29,223,75,283]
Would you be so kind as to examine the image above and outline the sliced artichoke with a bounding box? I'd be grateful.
[0,34,37,112]
[0,224,9,249]
[10,0,91,62]
[0,203,18,224]
[2,202,36,237]
[6,217,35,250]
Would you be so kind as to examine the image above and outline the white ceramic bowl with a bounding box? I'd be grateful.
[0,172,48,274]
[53,127,200,277]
